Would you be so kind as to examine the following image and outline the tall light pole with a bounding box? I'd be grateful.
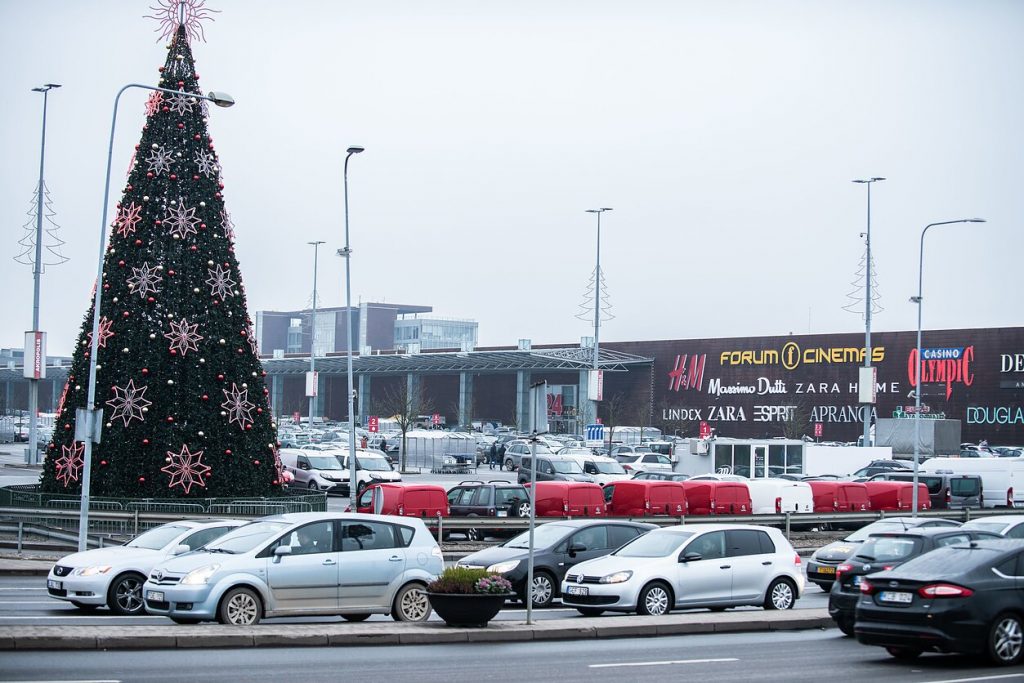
[584,207,612,431]
[78,84,234,551]
[911,217,986,516]
[852,177,885,447]
[26,83,61,466]
[341,145,364,509]
[307,241,325,424]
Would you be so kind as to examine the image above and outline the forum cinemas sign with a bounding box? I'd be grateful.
[719,342,885,371]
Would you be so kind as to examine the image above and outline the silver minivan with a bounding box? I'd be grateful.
[278,448,349,493]
[143,512,443,625]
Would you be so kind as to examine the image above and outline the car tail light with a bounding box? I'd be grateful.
[1008,487,1014,508]
[489,508,495,517]
[836,563,852,582]
[775,497,782,514]
[793,553,801,566]
[918,583,974,598]
[398,505,404,515]
[859,579,876,595]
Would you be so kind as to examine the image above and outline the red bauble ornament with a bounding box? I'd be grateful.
[126,185,133,191]
[199,223,206,230]
[103,284,110,290]
[100,460,108,466]
[225,449,232,455]
[190,245,197,252]
[170,349,177,356]
[177,80,184,87]
[218,183,225,190]
[217,374,225,381]
[159,66,165,72]
[142,368,149,375]
[240,330,247,337]
[201,394,209,401]
[146,172,154,179]
[253,460,260,466]
[135,239,143,246]
[122,311,130,318]
[209,142,215,149]
[194,134,202,141]
[245,424,252,430]
[261,371,267,377]
[166,416,174,423]
[155,219,162,226]
[143,438,150,446]
[64,423,71,430]
[169,173,177,180]
[118,260,125,267]
[177,123,184,129]
[147,296,155,303]
[193,175,200,181]
[214,192,222,199]
[138,476,146,483]
[212,300,220,306]
[162,106,169,113]
[263,388,269,395]
[257,408,263,414]
[168,269,175,276]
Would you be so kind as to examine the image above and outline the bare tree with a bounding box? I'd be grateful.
[781,400,812,440]
[599,392,629,446]
[372,383,433,471]
[655,398,696,439]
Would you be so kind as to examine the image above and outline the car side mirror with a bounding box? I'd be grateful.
[568,542,587,557]
[171,544,191,556]
[298,462,310,470]
[680,552,702,563]
[274,545,292,557]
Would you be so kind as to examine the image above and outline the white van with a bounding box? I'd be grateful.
[692,475,813,514]
[335,449,402,491]
[923,456,1024,508]
[560,453,632,486]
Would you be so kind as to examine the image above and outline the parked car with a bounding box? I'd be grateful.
[517,455,594,484]
[961,514,1024,538]
[143,512,442,625]
[604,480,687,517]
[850,460,913,479]
[808,480,871,513]
[855,539,1024,664]
[503,442,555,471]
[631,471,690,482]
[457,519,655,608]
[828,526,1002,636]
[868,471,983,509]
[609,444,653,458]
[339,450,402,491]
[614,453,673,474]
[863,481,931,512]
[804,516,960,591]
[446,480,530,540]
[688,477,812,515]
[356,483,449,519]
[530,481,606,517]
[279,448,350,494]
[680,480,752,515]
[561,524,804,616]
[47,519,247,615]
[559,453,630,486]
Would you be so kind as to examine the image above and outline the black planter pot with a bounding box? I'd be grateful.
[426,592,512,627]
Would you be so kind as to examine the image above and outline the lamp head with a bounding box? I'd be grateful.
[871,177,886,182]
[968,218,986,223]
[206,91,235,108]
[32,83,61,93]
[347,146,365,155]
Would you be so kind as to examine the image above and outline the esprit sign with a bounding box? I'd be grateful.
[907,346,974,400]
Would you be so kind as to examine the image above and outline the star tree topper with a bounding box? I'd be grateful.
[145,0,219,44]
[161,444,211,494]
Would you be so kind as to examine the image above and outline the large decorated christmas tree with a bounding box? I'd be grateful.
[41,17,282,498]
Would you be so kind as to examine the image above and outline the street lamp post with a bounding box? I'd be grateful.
[78,84,234,551]
[307,241,325,424]
[584,207,612,430]
[26,83,61,466]
[341,146,364,509]
[852,177,885,448]
[911,218,986,516]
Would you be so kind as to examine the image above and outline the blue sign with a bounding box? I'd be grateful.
[585,424,604,442]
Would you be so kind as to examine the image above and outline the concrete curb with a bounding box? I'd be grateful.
[0,609,833,650]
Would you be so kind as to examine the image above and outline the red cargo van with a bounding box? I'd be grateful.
[808,481,871,513]
[606,480,687,516]
[681,480,751,515]
[530,481,605,517]
[863,481,931,512]
[356,483,450,518]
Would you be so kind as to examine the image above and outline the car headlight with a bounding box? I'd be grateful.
[72,565,112,576]
[486,560,520,574]
[180,563,221,585]
[600,571,633,584]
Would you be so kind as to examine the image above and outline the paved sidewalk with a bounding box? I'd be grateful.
[0,608,832,650]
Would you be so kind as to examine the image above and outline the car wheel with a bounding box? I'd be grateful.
[107,572,146,616]
[342,613,372,622]
[837,618,855,637]
[529,572,555,608]
[70,601,99,611]
[217,587,262,626]
[576,607,605,617]
[392,583,431,622]
[467,528,484,542]
[637,582,672,616]
[885,646,922,660]
[513,501,531,518]
[504,459,515,471]
[764,578,796,610]
[169,616,203,625]
[307,480,318,490]
[987,612,1024,665]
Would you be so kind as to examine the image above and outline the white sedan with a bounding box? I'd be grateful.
[615,453,674,474]
[46,519,247,615]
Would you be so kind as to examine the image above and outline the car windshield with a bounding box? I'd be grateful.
[306,456,344,470]
[357,456,392,472]
[593,461,626,474]
[205,521,291,554]
[614,530,693,558]
[855,536,922,562]
[126,524,189,550]
[551,460,584,474]
[504,524,572,549]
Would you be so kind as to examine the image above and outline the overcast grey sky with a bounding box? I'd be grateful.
[2,0,1021,357]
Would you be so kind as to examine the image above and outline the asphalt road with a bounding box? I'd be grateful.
[0,573,830,626]
[1,628,1017,683]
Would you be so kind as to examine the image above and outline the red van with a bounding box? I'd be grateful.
[606,480,687,516]
[356,483,450,518]
[530,481,605,517]
[808,481,871,513]
[681,480,751,515]
[863,481,931,512]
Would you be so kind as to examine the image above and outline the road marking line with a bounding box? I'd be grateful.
[590,658,739,669]
[920,675,1024,683]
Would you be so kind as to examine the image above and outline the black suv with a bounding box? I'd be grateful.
[447,480,530,541]
[851,460,912,480]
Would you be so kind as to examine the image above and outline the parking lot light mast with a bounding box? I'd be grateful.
[341,145,364,509]
[78,83,234,552]
[911,217,985,517]
[584,207,612,431]
[852,177,885,448]
[307,241,325,424]
[26,83,61,466]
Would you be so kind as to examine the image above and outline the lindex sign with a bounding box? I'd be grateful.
[40,24,281,498]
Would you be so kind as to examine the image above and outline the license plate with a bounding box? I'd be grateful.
[816,566,836,575]
[565,585,589,596]
[879,591,913,604]
[496,510,507,517]
[47,579,62,590]
[147,590,165,602]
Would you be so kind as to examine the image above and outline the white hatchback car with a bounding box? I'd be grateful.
[46,519,247,615]
[561,523,804,616]
[615,453,674,474]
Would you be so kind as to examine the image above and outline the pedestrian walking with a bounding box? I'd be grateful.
[379,437,388,453]
[497,442,507,470]
[488,442,498,470]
